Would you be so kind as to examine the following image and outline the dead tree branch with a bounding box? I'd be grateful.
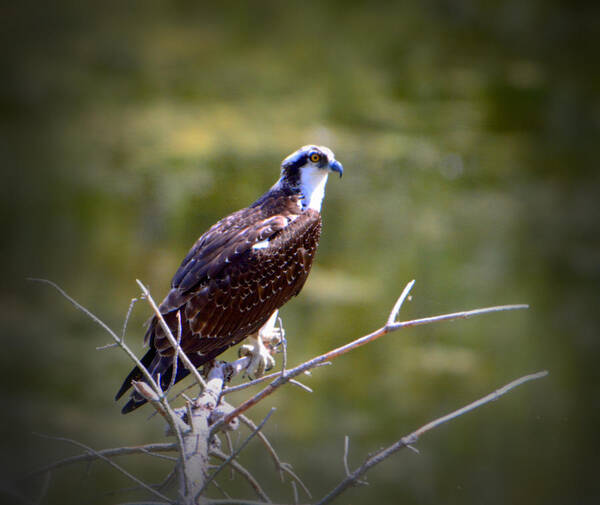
[198,409,274,500]
[29,443,177,477]
[33,434,173,503]
[216,281,528,428]
[315,370,548,505]
[29,277,541,505]
[210,449,270,502]
[29,278,189,500]
[136,279,207,391]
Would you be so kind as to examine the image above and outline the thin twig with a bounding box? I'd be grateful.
[279,316,287,374]
[288,380,312,393]
[210,448,270,502]
[169,311,183,392]
[96,342,119,350]
[222,363,331,396]
[342,436,350,477]
[34,470,51,505]
[28,280,193,498]
[218,282,529,427]
[412,371,549,437]
[315,371,549,505]
[203,500,301,505]
[386,279,415,326]
[136,279,207,391]
[102,478,176,499]
[387,304,530,332]
[28,279,190,465]
[198,409,275,501]
[211,478,232,499]
[27,279,162,396]
[34,434,173,503]
[158,469,177,492]
[238,415,311,498]
[122,297,139,340]
[185,400,194,434]
[114,502,170,505]
[342,436,366,486]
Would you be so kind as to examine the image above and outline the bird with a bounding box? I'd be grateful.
[116,145,343,413]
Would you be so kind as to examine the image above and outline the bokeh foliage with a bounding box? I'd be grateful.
[1,0,598,504]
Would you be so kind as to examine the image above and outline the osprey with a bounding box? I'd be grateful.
[116,145,343,413]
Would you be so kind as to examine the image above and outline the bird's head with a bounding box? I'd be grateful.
[280,145,343,182]
[278,145,343,211]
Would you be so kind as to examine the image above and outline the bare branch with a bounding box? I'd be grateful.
[136,279,207,391]
[130,382,190,493]
[34,434,173,503]
[411,370,549,438]
[27,279,163,398]
[122,296,139,340]
[96,342,119,350]
[387,303,530,332]
[222,363,330,396]
[218,296,529,427]
[238,415,311,498]
[210,478,232,499]
[28,278,191,487]
[169,311,183,392]
[315,371,549,505]
[114,502,170,505]
[386,279,415,326]
[287,380,312,393]
[342,436,366,486]
[33,277,536,505]
[198,409,275,500]
[98,297,138,350]
[210,448,270,502]
[34,471,51,505]
[204,501,298,505]
[342,436,350,477]
[30,443,177,477]
[278,315,287,373]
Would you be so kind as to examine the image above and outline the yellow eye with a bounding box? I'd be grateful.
[309,152,321,163]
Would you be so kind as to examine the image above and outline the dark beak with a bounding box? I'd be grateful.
[329,159,344,178]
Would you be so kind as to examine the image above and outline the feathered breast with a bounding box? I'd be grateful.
[147,191,322,359]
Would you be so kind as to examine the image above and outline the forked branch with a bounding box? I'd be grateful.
[217,280,529,428]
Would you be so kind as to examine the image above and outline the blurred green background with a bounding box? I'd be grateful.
[2,0,599,504]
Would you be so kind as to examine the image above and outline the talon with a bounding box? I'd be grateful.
[239,310,284,378]
[239,334,275,378]
[258,310,285,351]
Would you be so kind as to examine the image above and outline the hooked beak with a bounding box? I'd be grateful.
[329,159,344,178]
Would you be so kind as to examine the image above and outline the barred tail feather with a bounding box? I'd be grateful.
[114,348,156,401]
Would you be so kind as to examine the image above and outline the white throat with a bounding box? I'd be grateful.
[299,166,329,212]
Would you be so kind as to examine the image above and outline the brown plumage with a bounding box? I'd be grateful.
[116,145,343,413]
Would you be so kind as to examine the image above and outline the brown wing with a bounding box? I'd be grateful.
[148,195,321,361]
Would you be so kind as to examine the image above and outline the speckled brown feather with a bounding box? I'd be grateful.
[115,188,322,411]
[152,197,321,357]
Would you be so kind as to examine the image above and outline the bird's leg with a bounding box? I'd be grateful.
[239,333,274,378]
[238,310,283,378]
[259,310,285,351]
